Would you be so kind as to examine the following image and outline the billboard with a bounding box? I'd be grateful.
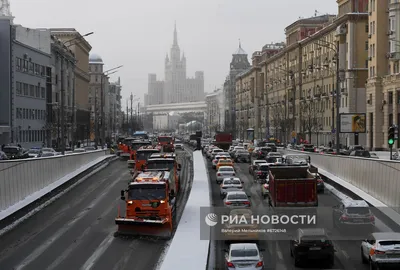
[339,113,366,133]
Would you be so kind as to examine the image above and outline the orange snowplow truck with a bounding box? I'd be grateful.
[127,140,152,168]
[146,153,181,192]
[134,146,160,171]
[115,170,179,239]
[158,136,175,152]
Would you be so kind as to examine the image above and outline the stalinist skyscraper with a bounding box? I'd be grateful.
[147,23,204,105]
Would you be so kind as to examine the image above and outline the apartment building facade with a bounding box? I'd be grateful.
[237,1,368,147]
[366,0,400,150]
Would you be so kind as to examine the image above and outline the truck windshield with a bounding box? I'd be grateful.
[147,161,174,170]
[131,143,151,151]
[3,147,18,154]
[136,151,158,161]
[159,137,172,143]
[128,184,166,200]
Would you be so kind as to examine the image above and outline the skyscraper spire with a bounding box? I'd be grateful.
[173,21,178,46]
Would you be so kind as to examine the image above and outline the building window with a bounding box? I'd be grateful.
[16,82,22,95]
[30,85,34,96]
[365,23,369,33]
[16,57,22,71]
[29,62,34,73]
[365,41,368,50]
[35,64,40,75]
[41,87,45,98]
[35,85,40,97]
[23,83,29,95]
[41,65,45,77]
[389,91,393,104]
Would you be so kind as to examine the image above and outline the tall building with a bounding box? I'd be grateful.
[223,42,251,137]
[0,17,51,148]
[49,34,76,148]
[50,28,92,143]
[237,4,368,146]
[147,23,204,105]
[366,0,400,150]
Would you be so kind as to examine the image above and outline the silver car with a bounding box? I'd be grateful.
[223,191,251,208]
[225,243,264,270]
[216,166,236,184]
[361,232,400,269]
[220,177,243,198]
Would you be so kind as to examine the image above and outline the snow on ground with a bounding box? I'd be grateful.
[158,150,210,270]
[0,155,114,236]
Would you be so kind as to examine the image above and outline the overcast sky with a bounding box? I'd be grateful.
[10,0,337,104]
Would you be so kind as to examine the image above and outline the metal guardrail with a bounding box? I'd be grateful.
[0,150,107,212]
[284,149,400,209]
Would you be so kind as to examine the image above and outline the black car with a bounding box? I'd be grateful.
[290,228,335,267]
[2,145,29,159]
[253,163,269,182]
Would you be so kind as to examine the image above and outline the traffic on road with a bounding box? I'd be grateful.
[202,136,400,270]
[0,133,192,270]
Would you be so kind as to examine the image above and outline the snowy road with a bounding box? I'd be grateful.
[0,150,192,270]
[206,156,397,270]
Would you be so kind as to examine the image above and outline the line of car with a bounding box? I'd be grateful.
[0,145,98,160]
[203,141,400,269]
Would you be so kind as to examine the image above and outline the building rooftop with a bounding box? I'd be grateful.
[89,53,103,64]
[233,41,247,55]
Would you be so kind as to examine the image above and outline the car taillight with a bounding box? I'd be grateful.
[369,215,375,221]
[226,261,234,267]
[370,248,385,255]
[225,201,232,205]
[263,184,269,189]
[243,201,250,205]
[340,215,349,220]
[302,148,304,151]
[257,171,262,175]
[256,261,263,267]
[217,173,221,176]
[317,179,323,183]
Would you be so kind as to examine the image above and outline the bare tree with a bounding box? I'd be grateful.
[270,104,284,140]
[301,98,324,144]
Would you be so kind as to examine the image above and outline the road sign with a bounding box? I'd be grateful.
[291,131,297,138]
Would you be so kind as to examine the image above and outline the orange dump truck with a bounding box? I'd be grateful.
[127,140,152,168]
[158,136,175,152]
[134,146,160,171]
[146,153,181,192]
[115,170,179,239]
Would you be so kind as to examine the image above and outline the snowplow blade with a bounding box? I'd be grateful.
[115,218,173,239]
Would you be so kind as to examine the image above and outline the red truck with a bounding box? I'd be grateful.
[214,132,232,151]
[267,165,318,207]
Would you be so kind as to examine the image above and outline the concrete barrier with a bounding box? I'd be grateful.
[159,150,210,270]
[284,149,400,209]
[0,150,108,215]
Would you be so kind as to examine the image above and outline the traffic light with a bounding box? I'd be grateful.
[388,125,396,146]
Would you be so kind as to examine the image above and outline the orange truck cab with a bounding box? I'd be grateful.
[134,147,160,171]
[127,140,152,167]
[115,170,178,239]
[145,153,181,192]
[120,137,136,159]
[158,136,175,152]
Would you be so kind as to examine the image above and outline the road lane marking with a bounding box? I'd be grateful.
[14,171,128,270]
[342,250,349,259]
[275,241,283,260]
[45,198,119,270]
[111,241,142,270]
[80,232,115,270]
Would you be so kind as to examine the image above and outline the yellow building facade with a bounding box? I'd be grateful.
[236,0,368,146]
[366,0,400,150]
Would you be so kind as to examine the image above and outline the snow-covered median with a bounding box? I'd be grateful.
[158,150,210,270]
